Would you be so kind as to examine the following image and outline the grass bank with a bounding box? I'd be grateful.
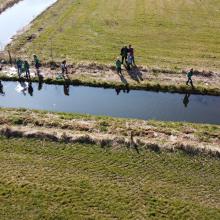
[7,0,220,72]
[0,136,219,219]
[0,0,20,14]
[1,64,220,96]
[0,108,219,157]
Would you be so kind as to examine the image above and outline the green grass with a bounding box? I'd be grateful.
[0,136,219,219]
[8,0,220,71]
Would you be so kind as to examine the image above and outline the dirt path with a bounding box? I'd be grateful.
[1,63,220,95]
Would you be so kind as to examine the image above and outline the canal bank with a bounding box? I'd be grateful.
[0,0,219,96]
[0,0,20,15]
[0,64,220,96]
[0,107,219,157]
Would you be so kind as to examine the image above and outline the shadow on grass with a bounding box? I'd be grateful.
[126,65,143,83]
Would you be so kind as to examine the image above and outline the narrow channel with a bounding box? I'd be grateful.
[0,81,220,124]
[0,0,57,49]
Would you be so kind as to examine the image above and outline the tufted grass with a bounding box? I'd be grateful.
[0,136,219,219]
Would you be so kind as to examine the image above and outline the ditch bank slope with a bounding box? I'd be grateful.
[0,108,219,157]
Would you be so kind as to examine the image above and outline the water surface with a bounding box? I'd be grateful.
[0,0,57,49]
[0,81,220,124]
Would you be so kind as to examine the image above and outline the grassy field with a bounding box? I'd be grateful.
[8,0,220,71]
[0,136,219,219]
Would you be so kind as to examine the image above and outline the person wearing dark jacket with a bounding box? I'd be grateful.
[61,60,68,75]
[16,58,23,78]
[24,60,30,79]
[120,46,128,64]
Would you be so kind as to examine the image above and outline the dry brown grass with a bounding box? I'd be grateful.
[0,108,219,157]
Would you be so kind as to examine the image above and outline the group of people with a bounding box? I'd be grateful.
[15,55,69,80]
[116,44,135,75]
[115,44,194,87]
[16,54,41,79]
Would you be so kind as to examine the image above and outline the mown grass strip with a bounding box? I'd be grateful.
[0,136,219,219]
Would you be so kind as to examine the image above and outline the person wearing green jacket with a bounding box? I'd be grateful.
[116,57,122,75]
[186,68,194,86]
[16,58,23,78]
[33,54,41,75]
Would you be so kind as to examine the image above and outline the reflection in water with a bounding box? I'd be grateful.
[0,81,5,96]
[115,86,130,95]
[17,80,28,96]
[38,80,43,91]
[115,88,120,95]
[64,84,70,96]
[28,82,34,96]
[183,93,190,108]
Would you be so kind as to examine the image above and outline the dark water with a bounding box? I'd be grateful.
[0,81,220,124]
[0,0,57,49]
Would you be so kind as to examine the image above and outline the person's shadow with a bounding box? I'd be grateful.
[117,71,128,85]
[183,93,191,108]
[126,65,143,83]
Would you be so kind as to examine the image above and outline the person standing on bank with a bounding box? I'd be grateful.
[24,60,30,79]
[61,60,68,76]
[120,46,128,64]
[16,58,23,78]
[186,68,194,87]
[33,54,41,76]
[116,57,122,75]
[128,44,135,65]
